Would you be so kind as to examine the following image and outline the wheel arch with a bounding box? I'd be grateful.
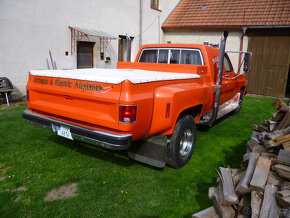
[177,104,203,123]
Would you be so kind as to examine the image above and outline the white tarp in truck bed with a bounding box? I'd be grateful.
[30,68,200,84]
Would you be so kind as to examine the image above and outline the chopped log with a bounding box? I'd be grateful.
[279,101,290,113]
[251,191,263,218]
[274,164,290,180]
[219,167,238,205]
[276,112,290,130]
[261,153,278,166]
[251,131,260,143]
[261,153,277,159]
[264,126,290,140]
[276,190,290,208]
[283,141,290,151]
[281,181,290,191]
[231,168,241,177]
[267,171,284,186]
[232,171,245,188]
[242,153,250,169]
[250,156,272,192]
[247,139,267,153]
[208,187,235,218]
[262,131,290,152]
[235,152,259,195]
[271,98,289,112]
[267,120,279,132]
[272,98,282,110]
[272,111,285,122]
[273,134,290,146]
[277,150,290,166]
[263,138,283,153]
[237,193,251,217]
[192,206,219,218]
[252,124,269,132]
[259,184,279,218]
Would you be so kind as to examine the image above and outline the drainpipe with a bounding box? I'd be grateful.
[126,34,131,62]
[238,27,247,74]
[139,0,143,48]
[199,31,228,125]
[158,15,160,43]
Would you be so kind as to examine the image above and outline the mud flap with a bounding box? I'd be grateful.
[128,136,167,168]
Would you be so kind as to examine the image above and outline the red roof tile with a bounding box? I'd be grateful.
[162,0,290,29]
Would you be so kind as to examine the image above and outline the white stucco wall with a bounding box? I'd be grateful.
[163,29,249,73]
[0,0,179,96]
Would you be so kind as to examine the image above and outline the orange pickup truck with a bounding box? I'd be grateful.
[23,32,247,168]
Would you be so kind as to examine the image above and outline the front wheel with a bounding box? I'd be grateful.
[167,115,196,168]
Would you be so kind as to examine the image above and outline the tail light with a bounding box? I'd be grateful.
[26,89,29,102]
[119,105,137,123]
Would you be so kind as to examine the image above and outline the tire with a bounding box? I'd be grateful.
[167,115,196,168]
[232,89,244,115]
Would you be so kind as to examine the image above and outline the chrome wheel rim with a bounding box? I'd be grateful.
[179,128,193,157]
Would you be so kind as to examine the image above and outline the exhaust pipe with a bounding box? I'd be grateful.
[199,30,228,125]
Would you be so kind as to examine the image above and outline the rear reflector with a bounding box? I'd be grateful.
[119,105,137,123]
[166,102,171,119]
[26,89,29,102]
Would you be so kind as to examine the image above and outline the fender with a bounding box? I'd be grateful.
[147,82,207,137]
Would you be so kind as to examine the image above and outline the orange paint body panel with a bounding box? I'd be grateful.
[25,43,247,149]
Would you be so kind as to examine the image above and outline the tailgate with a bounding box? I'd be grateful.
[27,74,121,130]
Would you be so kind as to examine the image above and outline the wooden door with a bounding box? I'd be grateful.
[77,41,95,69]
[247,36,290,97]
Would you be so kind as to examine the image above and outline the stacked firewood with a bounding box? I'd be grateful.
[193,99,290,218]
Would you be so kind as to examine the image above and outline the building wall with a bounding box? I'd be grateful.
[0,0,179,97]
[163,29,249,73]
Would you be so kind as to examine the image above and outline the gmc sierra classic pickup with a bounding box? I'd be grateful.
[23,31,248,168]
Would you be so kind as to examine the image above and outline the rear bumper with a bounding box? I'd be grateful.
[22,109,132,150]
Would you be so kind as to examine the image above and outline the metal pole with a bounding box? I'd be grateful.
[5,92,10,107]
[49,49,54,70]
[199,31,228,125]
[126,34,131,62]
[139,0,143,47]
[158,15,160,43]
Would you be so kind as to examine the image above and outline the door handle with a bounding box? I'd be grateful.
[225,75,229,78]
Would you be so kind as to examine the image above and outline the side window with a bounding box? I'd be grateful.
[139,49,158,63]
[169,50,180,64]
[224,55,233,72]
[180,50,202,65]
[158,49,169,63]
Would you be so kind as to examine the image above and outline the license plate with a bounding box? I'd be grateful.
[56,125,73,140]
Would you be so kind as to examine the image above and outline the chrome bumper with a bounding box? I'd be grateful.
[22,110,132,150]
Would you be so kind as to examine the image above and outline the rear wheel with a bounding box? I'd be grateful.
[167,115,196,168]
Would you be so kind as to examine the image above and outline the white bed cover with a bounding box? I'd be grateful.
[30,68,200,84]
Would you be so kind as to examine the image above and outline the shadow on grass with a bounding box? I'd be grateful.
[48,135,134,167]
[223,140,248,169]
[197,112,237,132]
[47,135,164,171]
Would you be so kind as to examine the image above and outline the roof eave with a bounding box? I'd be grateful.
[162,25,243,29]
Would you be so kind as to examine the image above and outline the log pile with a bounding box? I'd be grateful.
[193,99,290,218]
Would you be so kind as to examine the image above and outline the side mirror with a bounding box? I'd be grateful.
[243,53,251,72]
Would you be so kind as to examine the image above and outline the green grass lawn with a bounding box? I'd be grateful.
[0,97,275,217]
